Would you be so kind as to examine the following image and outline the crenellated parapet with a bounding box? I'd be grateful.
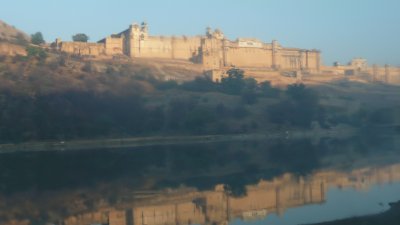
[52,22,322,72]
[54,39,106,56]
[52,22,400,85]
[324,58,400,84]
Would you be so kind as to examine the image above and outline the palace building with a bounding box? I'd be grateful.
[54,22,321,72]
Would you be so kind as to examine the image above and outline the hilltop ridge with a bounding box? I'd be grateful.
[0,20,29,56]
[0,20,29,43]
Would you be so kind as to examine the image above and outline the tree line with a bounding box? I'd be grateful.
[0,60,392,143]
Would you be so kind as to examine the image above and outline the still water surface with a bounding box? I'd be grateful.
[0,136,399,225]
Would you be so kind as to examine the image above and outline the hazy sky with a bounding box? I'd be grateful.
[1,0,399,66]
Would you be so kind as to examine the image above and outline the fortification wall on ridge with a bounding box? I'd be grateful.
[225,47,273,68]
[171,36,202,60]
[53,22,321,72]
[52,23,400,86]
[59,42,105,56]
[104,37,123,55]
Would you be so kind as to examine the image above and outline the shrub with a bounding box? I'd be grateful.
[31,32,45,45]
[82,61,93,72]
[26,46,47,61]
[58,55,67,67]
[220,68,246,95]
[181,76,216,92]
[72,33,89,42]
[0,55,6,63]
[259,81,280,97]
[105,65,115,75]
[14,33,29,46]
[156,80,179,90]
[241,89,258,104]
[267,84,321,128]
[232,105,248,119]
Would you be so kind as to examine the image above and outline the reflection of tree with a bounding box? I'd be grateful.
[267,140,320,176]
[1,135,400,224]
[0,139,317,194]
[0,135,395,195]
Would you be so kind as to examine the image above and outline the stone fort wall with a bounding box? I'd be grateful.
[53,22,400,85]
[54,22,321,72]
[322,59,400,85]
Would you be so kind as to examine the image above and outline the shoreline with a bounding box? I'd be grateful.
[0,126,356,153]
[306,201,400,225]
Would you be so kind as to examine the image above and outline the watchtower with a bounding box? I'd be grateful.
[140,21,149,39]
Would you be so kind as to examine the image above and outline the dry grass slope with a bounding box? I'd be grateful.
[0,20,30,56]
[0,20,29,42]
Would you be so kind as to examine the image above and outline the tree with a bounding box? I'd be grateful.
[220,68,246,95]
[72,33,89,42]
[267,84,321,128]
[181,76,216,92]
[31,32,45,45]
[259,81,280,97]
[286,83,310,101]
[243,78,259,103]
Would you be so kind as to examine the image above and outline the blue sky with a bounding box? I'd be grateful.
[1,0,399,66]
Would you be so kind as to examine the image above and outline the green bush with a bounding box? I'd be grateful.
[72,33,89,42]
[26,46,47,61]
[267,84,321,128]
[31,32,45,45]
[220,68,246,94]
[259,81,280,97]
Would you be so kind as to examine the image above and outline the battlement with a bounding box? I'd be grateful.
[51,22,400,85]
[53,22,321,71]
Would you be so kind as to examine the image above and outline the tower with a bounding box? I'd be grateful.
[201,28,224,69]
[372,64,378,82]
[272,40,280,69]
[385,64,390,83]
[212,29,224,40]
[316,50,321,72]
[206,27,212,38]
[140,21,149,39]
[129,23,141,38]
[127,23,141,57]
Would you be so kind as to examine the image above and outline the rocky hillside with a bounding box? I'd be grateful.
[0,20,29,43]
[0,20,29,55]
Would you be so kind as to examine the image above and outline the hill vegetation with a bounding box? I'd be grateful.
[0,20,29,45]
[0,20,30,56]
[0,48,399,144]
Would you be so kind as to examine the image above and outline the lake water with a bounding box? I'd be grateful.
[0,135,399,225]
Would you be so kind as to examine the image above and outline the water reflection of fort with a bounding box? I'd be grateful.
[61,164,400,225]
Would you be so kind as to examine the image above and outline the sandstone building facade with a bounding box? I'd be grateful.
[54,22,321,72]
[323,58,400,84]
[53,22,400,85]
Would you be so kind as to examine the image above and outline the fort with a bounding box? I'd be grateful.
[53,22,400,85]
[54,22,321,70]
[60,163,400,225]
